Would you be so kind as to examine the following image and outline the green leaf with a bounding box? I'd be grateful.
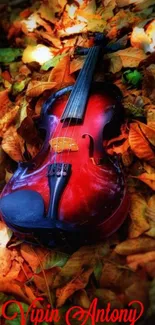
[123,102,144,117]
[0,49,23,63]
[122,69,143,87]
[93,261,103,282]
[5,302,29,325]
[36,250,69,273]
[41,54,67,71]
[12,79,29,96]
[7,302,29,316]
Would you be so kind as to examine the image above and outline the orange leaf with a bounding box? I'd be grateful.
[56,268,93,308]
[135,173,155,191]
[2,126,24,162]
[137,121,155,146]
[48,54,75,89]
[26,81,56,97]
[0,106,19,138]
[129,123,155,167]
[0,90,12,118]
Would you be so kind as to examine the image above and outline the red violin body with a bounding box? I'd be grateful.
[0,45,129,248]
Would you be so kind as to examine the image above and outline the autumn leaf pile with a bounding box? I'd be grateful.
[0,0,155,323]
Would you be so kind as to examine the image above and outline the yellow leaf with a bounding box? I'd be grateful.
[117,47,146,68]
[26,81,56,97]
[107,54,123,74]
[129,123,155,167]
[128,193,150,239]
[115,236,155,255]
[2,126,24,162]
[48,54,75,89]
[135,173,155,190]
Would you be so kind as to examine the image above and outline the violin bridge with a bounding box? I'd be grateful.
[49,137,79,153]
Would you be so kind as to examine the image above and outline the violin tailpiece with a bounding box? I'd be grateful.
[46,163,72,220]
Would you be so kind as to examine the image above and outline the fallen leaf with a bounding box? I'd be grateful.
[118,47,146,68]
[142,68,155,104]
[127,251,155,271]
[134,172,155,190]
[0,222,12,248]
[70,56,85,74]
[128,193,150,238]
[146,106,155,129]
[33,267,61,293]
[54,244,110,288]
[0,90,12,118]
[0,247,11,276]
[48,54,75,89]
[94,288,123,309]
[56,268,93,308]
[73,289,91,309]
[0,48,22,63]
[99,261,138,291]
[0,105,19,138]
[41,54,67,71]
[20,244,69,274]
[115,236,155,255]
[124,281,149,311]
[2,126,24,162]
[26,80,56,97]
[107,10,140,39]
[129,123,155,167]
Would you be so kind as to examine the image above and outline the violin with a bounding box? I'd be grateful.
[0,36,129,248]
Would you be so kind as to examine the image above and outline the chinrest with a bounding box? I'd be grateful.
[0,189,77,233]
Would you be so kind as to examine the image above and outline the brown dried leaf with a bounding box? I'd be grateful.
[129,123,155,167]
[54,244,110,288]
[0,247,11,276]
[0,90,11,118]
[56,268,93,308]
[142,68,155,104]
[117,47,146,68]
[99,261,138,291]
[2,126,24,162]
[48,54,75,89]
[94,288,123,309]
[124,281,149,311]
[137,121,155,146]
[128,193,150,239]
[146,105,155,129]
[26,81,56,97]
[127,251,155,271]
[115,236,155,255]
[0,105,19,138]
[33,268,61,293]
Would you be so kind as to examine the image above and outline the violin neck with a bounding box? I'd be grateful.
[61,46,100,122]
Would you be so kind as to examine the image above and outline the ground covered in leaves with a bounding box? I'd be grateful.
[0,0,155,324]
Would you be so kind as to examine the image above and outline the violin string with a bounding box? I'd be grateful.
[48,46,95,166]
[58,47,95,164]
